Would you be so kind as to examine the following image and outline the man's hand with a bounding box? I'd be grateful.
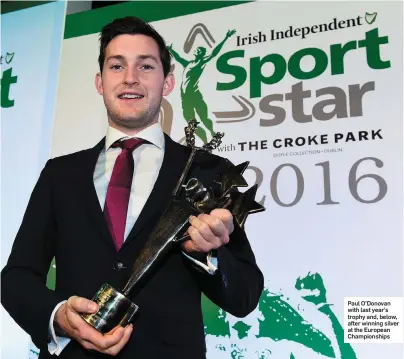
[54,296,133,356]
[182,208,234,254]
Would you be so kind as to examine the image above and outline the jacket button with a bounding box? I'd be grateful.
[113,262,125,271]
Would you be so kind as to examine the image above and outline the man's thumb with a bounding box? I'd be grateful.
[69,296,98,313]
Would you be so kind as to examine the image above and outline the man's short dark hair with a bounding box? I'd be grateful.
[98,16,171,77]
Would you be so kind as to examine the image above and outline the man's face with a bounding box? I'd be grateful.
[96,34,174,133]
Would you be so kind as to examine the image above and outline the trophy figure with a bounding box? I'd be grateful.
[81,120,265,333]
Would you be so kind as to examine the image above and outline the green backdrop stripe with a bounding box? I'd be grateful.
[64,1,251,39]
[1,1,54,15]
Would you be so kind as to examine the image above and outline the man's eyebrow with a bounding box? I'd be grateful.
[106,55,125,62]
[137,54,159,63]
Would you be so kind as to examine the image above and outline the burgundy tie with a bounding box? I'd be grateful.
[104,138,145,250]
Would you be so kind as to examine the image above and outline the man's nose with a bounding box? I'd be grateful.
[124,68,140,85]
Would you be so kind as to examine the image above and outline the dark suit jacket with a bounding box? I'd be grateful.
[1,134,264,359]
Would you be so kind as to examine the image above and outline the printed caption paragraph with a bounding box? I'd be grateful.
[344,297,403,343]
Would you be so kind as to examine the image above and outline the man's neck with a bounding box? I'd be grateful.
[108,119,158,137]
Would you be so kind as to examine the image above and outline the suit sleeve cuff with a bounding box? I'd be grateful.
[182,250,218,275]
[48,300,70,355]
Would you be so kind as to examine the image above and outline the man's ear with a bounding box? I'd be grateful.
[95,72,103,95]
[162,72,175,97]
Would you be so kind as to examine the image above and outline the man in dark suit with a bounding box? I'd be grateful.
[1,17,263,359]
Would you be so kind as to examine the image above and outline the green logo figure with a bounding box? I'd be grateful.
[202,272,358,359]
[295,273,357,359]
[168,29,236,143]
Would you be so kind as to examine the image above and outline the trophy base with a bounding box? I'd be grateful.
[81,283,138,334]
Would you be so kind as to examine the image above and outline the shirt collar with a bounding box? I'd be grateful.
[105,122,165,152]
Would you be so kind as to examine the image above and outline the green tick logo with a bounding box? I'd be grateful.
[0,52,15,65]
[365,12,378,25]
[5,52,15,64]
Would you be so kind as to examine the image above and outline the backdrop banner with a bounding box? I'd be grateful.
[1,2,67,359]
[51,2,403,359]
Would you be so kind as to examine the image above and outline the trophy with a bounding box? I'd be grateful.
[81,119,265,334]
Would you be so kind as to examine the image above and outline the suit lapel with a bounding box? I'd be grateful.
[122,134,190,249]
[75,134,190,252]
[77,138,117,250]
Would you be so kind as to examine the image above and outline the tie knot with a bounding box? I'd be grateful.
[112,138,146,151]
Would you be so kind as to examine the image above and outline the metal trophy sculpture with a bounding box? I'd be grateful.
[81,119,265,334]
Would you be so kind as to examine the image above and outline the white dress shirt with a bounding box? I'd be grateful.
[48,123,217,355]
